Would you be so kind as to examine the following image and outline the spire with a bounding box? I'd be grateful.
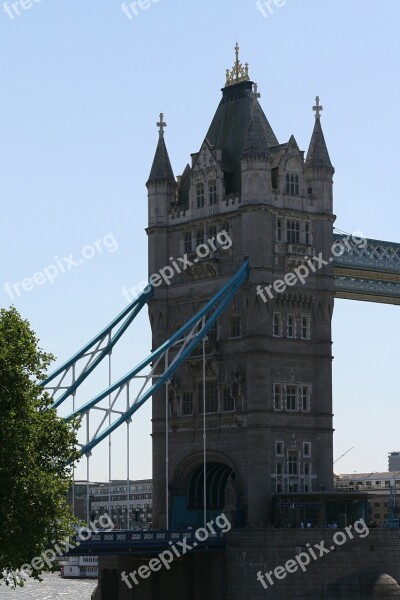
[147,113,175,184]
[241,116,270,159]
[305,97,334,172]
[225,42,250,87]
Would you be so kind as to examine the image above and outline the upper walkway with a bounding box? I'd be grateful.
[333,233,400,304]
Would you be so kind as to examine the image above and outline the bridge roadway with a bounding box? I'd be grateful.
[333,233,400,304]
[67,529,225,556]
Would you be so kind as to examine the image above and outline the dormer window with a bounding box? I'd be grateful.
[286,174,299,195]
[196,183,205,208]
[209,180,217,205]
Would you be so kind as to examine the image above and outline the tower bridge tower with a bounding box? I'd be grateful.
[147,46,335,528]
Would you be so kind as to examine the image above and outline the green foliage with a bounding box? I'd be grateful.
[0,307,80,586]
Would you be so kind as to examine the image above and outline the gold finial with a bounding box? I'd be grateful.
[225,42,250,87]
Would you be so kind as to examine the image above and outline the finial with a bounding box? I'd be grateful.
[225,42,250,87]
[251,83,261,99]
[313,96,323,119]
[157,112,167,136]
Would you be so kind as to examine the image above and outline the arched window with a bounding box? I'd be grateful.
[196,183,205,208]
[209,180,217,205]
[287,313,296,338]
[273,312,282,337]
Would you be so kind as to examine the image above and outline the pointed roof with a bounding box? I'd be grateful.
[147,113,175,185]
[206,81,278,192]
[305,114,334,172]
[241,115,270,159]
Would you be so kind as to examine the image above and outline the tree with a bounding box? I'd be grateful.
[0,307,80,586]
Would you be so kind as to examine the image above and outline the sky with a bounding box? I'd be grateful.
[1,0,399,482]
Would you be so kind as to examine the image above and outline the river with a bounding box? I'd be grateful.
[0,573,97,599]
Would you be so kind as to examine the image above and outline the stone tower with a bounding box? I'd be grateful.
[147,46,335,528]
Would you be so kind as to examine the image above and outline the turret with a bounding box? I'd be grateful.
[305,96,334,212]
[240,113,272,202]
[146,113,177,227]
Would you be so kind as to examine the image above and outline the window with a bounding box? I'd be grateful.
[276,218,282,241]
[230,316,241,338]
[196,229,204,247]
[198,381,218,413]
[303,442,311,458]
[182,392,193,416]
[276,462,283,475]
[288,451,298,475]
[301,386,311,412]
[286,174,299,195]
[208,322,218,342]
[301,315,311,340]
[273,383,282,411]
[273,312,282,337]
[209,226,217,241]
[304,463,310,476]
[287,220,300,243]
[374,502,380,508]
[209,180,217,205]
[276,441,284,456]
[287,314,296,338]
[196,183,205,208]
[286,385,297,411]
[184,231,192,254]
[223,387,235,412]
[305,223,310,245]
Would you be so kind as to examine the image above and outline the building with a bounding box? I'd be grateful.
[389,452,400,472]
[335,472,400,525]
[147,44,335,528]
[67,479,153,529]
[90,479,153,529]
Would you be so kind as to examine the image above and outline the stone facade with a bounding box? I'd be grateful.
[147,60,335,527]
[94,529,400,599]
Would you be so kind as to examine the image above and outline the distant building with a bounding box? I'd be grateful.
[335,472,400,525]
[67,479,153,529]
[67,480,98,522]
[90,479,152,529]
[389,452,400,472]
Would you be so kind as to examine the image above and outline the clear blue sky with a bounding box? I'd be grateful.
[1,0,399,481]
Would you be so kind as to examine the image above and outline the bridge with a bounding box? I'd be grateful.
[38,46,400,598]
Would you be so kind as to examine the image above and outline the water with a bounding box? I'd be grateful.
[0,573,97,599]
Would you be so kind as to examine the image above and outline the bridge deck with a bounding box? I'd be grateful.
[67,529,225,556]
